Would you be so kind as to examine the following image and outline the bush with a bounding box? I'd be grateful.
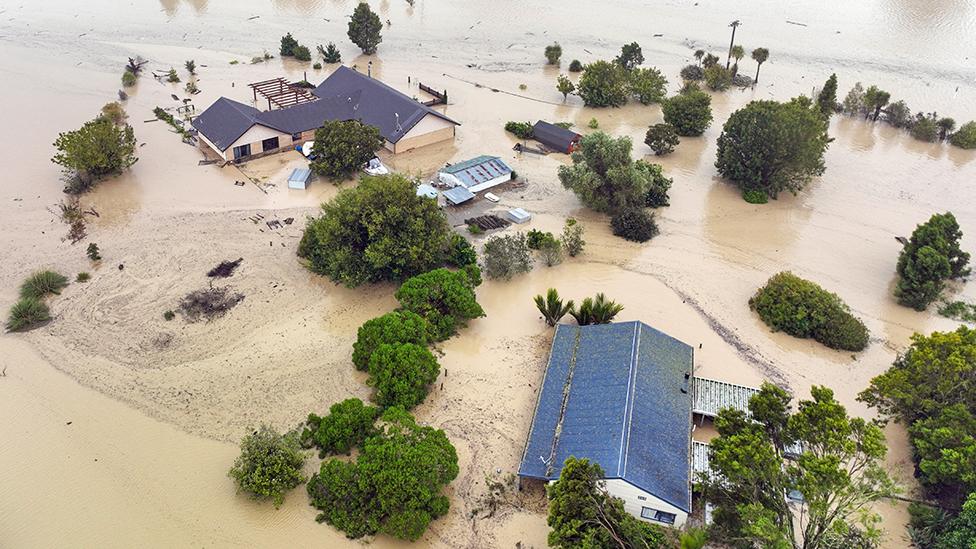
[939,300,976,323]
[703,65,732,91]
[628,67,668,105]
[951,121,976,149]
[86,242,102,261]
[680,64,704,81]
[538,235,563,267]
[303,398,380,456]
[299,175,451,286]
[644,163,672,208]
[742,189,769,204]
[367,343,440,409]
[611,209,658,242]
[445,233,477,268]
[308,119,384,180]
[895,212,970,310]
[52,116,137,187]
[644,123,679,155]
[577,60,630,108]
[395,268,484,341]
[544,42,562,65]
[20,271,68,300]
[588,117,599,129]
[318,42,342,64]
[750,272,869,351]
[662,90,713,136]
[569,59,583,72]
[121,70,136,87]
[562,218,585,257]
[912,116,939,142]
[504,121,534,139]
[6,297,50,331]
[313,62,322,70]
[280,32,299,56]
[347,2,383,54]
[526,229,554,250]
[76,272,90,282]
[166,68,180,83]
[163,310,175,321]
[228,425,306,507]
[884,100,913,128]
[482,233,533,280]
[352,311,431,371]
[293,44,312,61]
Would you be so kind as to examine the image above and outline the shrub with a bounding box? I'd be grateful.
[611,209,658,242]
[6,297,51,331]
[303,398,380,456]
[163,310,175,321]
[561,218,585,257]
[680,64,704,81]
[228,425,306,507]
[121,70,136,87]
[938,300,976,323]
[165,68,180,83]
[526,229,554,250]
[588,117,599,129]
[299,175,451,286]
[313,62,322,70]
[538,235,563,267]
[52,116,137,188]
[318,42,342,64]
[367,343,440,409]
[703,65,732,91]
[644,123,679,155]
[743,189,769,204]
[395,268,484,341]
[662,90,713,136]
[644,163,672,208]
[178,286,244,322]
[184,59,196,74]
[504,121,534,139]
[445,233,477,267]
[535,288,573,327]
[950,121,976,149]
[280,33,299,56]
[570,293,624,325]
[911,116,939,142]
[884,100,912,128]
[76,272,90,282]
[895,212,970,310]
[467,223,483,235]
[628,67,668,105]
[577,60,629,108]
[293,44,312,62]
[352,311,431,371]
[544,42,562,65]
[483,233,533,280]
[750,272,869,351]
[568,59,583,72]
[20,271,69,300]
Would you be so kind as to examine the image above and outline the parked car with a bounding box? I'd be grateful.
[364,157,390,176]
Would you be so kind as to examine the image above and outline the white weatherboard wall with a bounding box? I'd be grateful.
[226,124,290,157]
[604,479,688,528]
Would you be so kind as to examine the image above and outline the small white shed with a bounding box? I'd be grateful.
[507,208,531,224]
[288,168,312,190]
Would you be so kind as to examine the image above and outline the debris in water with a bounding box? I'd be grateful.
[207,258,243,278]
[178,286,244,322]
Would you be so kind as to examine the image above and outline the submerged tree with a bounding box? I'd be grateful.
[561,218,585,257]
[556,74,575,101]
[645,123,680,155]
[894,212,970,310]
[482,233,533,280]
[842,82,866,116]
[576,60,630,108]
[662,90,713,136]
[863,85,891,121]
[544,42,563,65]
[317,42,342,64]
[52,115,137,191]
[751,47,769,83]
[347,2,383,54]
[725,20,742,69]
[228,425,306,507]
[816,73,838,118]
[628,67,668,105]
[615,42,644,71]
[534,288,574,327]
[395,267,484,341]
[280,33,299,56]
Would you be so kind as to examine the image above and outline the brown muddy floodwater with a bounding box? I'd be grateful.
[1,1,975,547]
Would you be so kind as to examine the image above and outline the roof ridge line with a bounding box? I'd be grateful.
[544,326,582,478]
[619,321,641,477]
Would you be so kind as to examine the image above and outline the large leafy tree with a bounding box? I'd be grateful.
[577,60,630,108]
[704,384,894,549]
[367,343,440,410]
[302,398,380,456]
[298,175,451,286]
[52,115,137,188]
[482,233,533,280]
[347,2,382,54]
[629,67,668,105]
[817,74,838,118]
[307,407,458,541]
[662,90,713,137]
[894,212,970,310]
[863,86,890,122]
[715,98,829,198]
[615,42,644,71]
[548,457,669,548]
[395,267,484,341]
[558,132,670,214]
[228,425,307,507]
[352,311,431,371]
[309,119,384,180]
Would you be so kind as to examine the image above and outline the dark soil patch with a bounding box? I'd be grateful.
[178,286,244,322]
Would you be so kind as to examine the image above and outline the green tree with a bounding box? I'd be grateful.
[694,49,705,65]
[561,218,586,257]
[884,100,912,128]
[52,116,137,189]
[293,44,312,62]
[951,121,976,149]
[545,42,563,65]
[611,209,658,243]
[909,404,976,503]
[894,212,970,310]
[704,384,894,549]
[715,98,829,198]
[752,47,770,83]
[308,119,384,180]
[548,457,668,548]
[352,310,431,371]
[662,90,713,136]
[228,425,307,507]
[307,407,458,541]
[538,235,564,267]
[570,293,624,325]
[863,85,890,121]
[395,267,484,341]
[937,117,956,141]
[347,2,383,54]
[643,162,672,207]
[504,120,534,139]
[729,44,745,75]
[704,65,733,91]
[280,33,299,56]
[558,132,668,214]
[749,272,869,351]
[569,59,583,72]
[816,73,838,118]
[556,74,575,101]
[842,82,866,116]
[576,60,630,108]
[303,398,380,456]
[645,123,680,155]
[367,343,440,409]
[482,233,533,280]
[298,175,451,286]
[615,42,644,71]
[534,288,574,327]
[629,67,668,104]
[184,59,196,75]
[931,492,976,548]
[912,116,939,142]
[445,233,477,268]
[680,64,704,81]
[317,42,342,64]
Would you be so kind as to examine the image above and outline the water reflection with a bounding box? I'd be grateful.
[158,0,208,17]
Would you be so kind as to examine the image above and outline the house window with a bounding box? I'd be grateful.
[232,144,251,160]
[292,132,302,142]
[640,507,677,525]
[262,136,280,152]
[637,496,646,501]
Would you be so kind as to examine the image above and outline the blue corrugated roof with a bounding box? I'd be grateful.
[440,155,512,188]
[443,186,475,204]
[518,321,694,512]
[288,168,312,183]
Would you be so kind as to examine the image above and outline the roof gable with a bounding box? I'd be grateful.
[190,97,261,151]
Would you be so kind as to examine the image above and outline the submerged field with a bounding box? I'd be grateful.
[1,1,975,547]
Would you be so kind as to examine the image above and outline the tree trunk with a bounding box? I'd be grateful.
[873,106,882,121]
[754,63,761,84]
[727,27,737,69]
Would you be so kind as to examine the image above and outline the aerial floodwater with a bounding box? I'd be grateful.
[0,0,974,547]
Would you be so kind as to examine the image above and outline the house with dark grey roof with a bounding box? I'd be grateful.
[518,321,694,527]
[531,120,581,154]
[191,66,459,161]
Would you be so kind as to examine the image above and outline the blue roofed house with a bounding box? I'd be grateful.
[437,155,513,193]
[518,321,695,527]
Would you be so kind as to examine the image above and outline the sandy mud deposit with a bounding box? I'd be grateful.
[1,0,975,547]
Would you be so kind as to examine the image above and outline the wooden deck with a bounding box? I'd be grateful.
[692,376,760,418]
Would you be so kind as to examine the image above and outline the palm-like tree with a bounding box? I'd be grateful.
[751,47,769,83]
[694,49,705,66]
[726,20,742,69]
[937,117,956,141]
[730,45,745,76]
[570,293,624,326]
[534,288,573,327]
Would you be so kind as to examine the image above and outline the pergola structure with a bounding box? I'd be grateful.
[248,77,317,110]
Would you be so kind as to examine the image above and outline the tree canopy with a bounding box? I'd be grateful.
[704,384,894,549]
[347,2,382,54]
[816,74,838,118]
[894,212,970,310]
[951,121,976,149]
[645,123,680,155]
[482,233,533,280]
[394,267,484,341]
[352,310,431,371]
[307,406,458,541]
[662,90,713,137]
[298,174,452,286]
[367,343,440,409]
[52,115,137,189]
[309,119,384,180]
[615,42,644,71]
[629,67,668,105]
[302,398,380,456]
[545,42,563,65]
[228,425,307,507]
[577,60,630,108]
[715,98,829,199]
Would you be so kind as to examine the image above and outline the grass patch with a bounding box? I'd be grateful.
[7,297,51,331]
[20,271,68,300]
[76,272,91,282]
[938,300,976,323]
